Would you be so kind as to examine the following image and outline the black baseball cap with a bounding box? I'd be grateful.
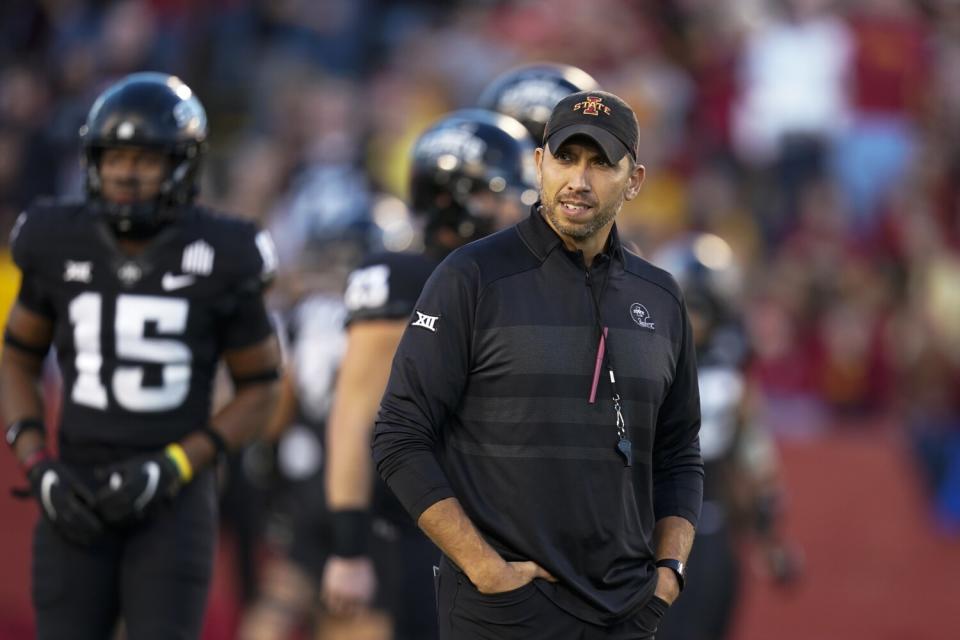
[542,90,639,163]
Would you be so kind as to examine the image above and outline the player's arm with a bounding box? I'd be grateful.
[3,212,102,544]
[171,226,283,474]
[321,319,405,614]
[730,385,802,584]
[262,371,298,442]
[326,320,406,511]
[1,303,53,461]
[3,302,105,545]
[95,333,282,526]
[3,211,55,463]
[179,334,283,472]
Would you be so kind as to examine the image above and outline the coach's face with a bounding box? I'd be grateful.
[535,138,644,242]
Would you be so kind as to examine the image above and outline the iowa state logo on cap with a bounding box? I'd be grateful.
[573,96,611,116]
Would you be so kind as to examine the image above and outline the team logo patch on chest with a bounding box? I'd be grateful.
[117,261,142,286]
[629,303,655,330]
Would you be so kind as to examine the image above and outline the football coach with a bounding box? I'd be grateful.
[372,90,703,639]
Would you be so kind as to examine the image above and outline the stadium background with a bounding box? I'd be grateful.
[0,0,958,638]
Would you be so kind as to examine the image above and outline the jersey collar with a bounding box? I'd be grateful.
[517,202,625,264]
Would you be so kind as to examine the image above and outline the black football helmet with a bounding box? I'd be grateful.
[477,63,600,143]
[653,233,743,323]
[410,109,538,243]
[652,233,747,363]
[81,72,207,237]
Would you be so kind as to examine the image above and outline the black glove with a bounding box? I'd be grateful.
[95,451,183,525]
[25,458,104,546]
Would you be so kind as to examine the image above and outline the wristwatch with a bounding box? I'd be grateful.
[655,558,686,592]
[5,419,45,448]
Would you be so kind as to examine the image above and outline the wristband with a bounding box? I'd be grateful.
[330,510,372,558]
[6,418,46,448]
[20,448,51,474]
[164,443,194,483]
[4,331,50,357]
[198,426,229,458]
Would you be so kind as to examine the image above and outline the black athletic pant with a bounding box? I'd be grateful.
[435,556,667,640]
[32,468,217,640]
[371,521,440,640]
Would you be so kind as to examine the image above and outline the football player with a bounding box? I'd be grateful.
[477,63,600,143]
[237,208,378,640]
[319,110,538,639]
[651,234,800,640]
[1,72,282,640]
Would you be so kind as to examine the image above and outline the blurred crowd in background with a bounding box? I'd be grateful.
[1,0,959,636]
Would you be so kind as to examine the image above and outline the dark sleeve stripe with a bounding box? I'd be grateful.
[3,331,49,357]
[231,368,281,387]
[344,305,414,327]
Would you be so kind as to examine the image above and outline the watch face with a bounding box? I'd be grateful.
[656,558,686,583]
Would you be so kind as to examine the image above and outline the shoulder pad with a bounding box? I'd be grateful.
[188,207,277,290]
[343,251,437,324]
[10,199,85,272]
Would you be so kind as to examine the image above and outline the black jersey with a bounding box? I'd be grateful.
[287,294,347,426]
[343,251,439,326]
[11,200,277,458]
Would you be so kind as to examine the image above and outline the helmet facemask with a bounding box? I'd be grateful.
[85,143,202,238]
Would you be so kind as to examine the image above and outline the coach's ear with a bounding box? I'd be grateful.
[535,146,544,187]
[624,162,645,202]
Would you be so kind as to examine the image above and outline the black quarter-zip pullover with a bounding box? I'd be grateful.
[373,206,703,625]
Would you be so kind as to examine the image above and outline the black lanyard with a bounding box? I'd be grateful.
[585,261,632,467]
